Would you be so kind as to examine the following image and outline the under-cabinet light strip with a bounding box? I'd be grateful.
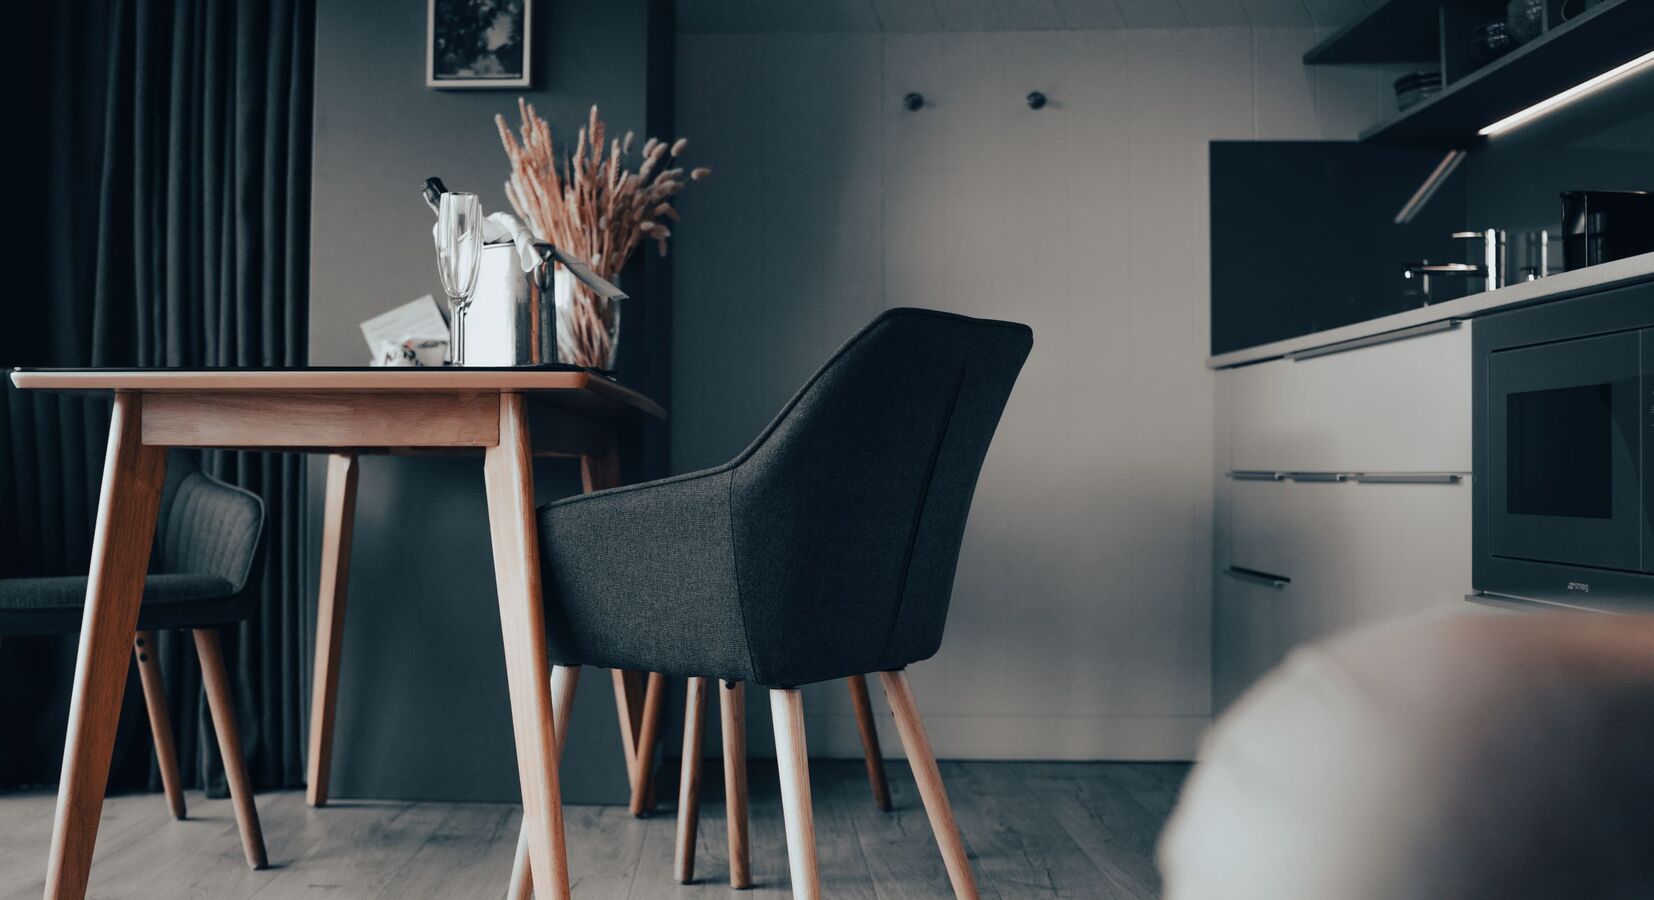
[1479,49,1654,137]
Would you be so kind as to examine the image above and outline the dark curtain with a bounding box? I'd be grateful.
[0,0,314,794]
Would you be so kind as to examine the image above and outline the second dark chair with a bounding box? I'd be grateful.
[0,451,269,870]
[511,307,1031,898]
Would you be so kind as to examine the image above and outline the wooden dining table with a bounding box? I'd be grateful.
[8,367,667,900]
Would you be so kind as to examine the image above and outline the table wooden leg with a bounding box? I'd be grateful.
[486,393,570,900]
[306,452,359,808]
[507,664,580,900]
[582,450,661,815]
[44,393,167,900]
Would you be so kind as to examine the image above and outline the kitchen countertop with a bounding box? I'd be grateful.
[1207,251,1654,369]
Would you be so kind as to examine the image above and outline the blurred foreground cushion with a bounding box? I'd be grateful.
[1159,610,1654,900]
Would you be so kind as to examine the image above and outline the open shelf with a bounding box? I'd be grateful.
[1303,0,1440,66]
[1304,0,1654,148]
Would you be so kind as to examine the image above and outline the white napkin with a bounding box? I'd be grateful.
[360,294,450,366]
[433,211,542,273]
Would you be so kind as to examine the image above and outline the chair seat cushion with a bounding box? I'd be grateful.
[0,574,248,635]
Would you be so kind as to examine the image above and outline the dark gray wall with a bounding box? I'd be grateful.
[309,0,670,803]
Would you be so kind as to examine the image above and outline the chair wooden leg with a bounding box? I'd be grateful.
[133,632,187,820]
[675,677,708,883]
[192,628,268,870]
[45,393,166,900]
[628,671,666,817]
[720,680,751,889]
[507,664,580,900]
[770,688,820,900]
[306,452,359,808]
[549,665,580,757]
[879,671,978,900]
[847,675,892,812]
[611,669,645,792]
[485,393,571,900]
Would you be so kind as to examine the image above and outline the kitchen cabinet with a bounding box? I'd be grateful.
[1214,323,1474,711]
[1213,566,1294,711]
[1229,320,1471,474]
[1215,474,1471,711]
[1229,475,1292,582]
[1288,477,1470,647]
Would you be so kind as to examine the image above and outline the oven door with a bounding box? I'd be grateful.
[1486,329,1643,572]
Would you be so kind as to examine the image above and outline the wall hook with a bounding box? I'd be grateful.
[903,92,925,111]
[1026,91,1048,110]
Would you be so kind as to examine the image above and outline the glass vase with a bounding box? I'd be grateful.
[552,264,622,370]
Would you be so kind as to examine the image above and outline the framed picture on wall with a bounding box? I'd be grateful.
[426,0,532,89]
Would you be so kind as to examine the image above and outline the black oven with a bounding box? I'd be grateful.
[1473,279,1654,610]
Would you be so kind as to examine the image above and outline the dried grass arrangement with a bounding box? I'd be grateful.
[496,99,709,367]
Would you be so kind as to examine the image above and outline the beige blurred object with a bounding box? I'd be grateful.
[1160,610,1654,900]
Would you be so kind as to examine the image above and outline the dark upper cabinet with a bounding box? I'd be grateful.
[1209,141,1468,356]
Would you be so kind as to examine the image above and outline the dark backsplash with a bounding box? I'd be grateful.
[1210,141,1468,355]
[1210,83,1654,357]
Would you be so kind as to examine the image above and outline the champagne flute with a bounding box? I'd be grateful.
[435,192,483,366]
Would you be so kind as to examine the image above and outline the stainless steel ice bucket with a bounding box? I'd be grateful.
[459,239,558,367]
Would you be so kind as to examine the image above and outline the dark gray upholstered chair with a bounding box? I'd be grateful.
[0,451,269,870]
[514,308,1031,899]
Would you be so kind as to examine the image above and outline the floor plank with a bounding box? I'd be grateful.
[943,761,1116,898]
[0,761,1188,900]
[1018,763,1171,899]
[828,758,982,900]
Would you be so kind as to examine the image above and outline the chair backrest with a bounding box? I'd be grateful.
[153,451,266,593]
[728,308,1031,686]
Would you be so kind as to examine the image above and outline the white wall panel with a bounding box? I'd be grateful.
[1252,27,1321,138]
[674,25,1372,759]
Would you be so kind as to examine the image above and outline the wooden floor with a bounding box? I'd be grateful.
[0,760,1187,899]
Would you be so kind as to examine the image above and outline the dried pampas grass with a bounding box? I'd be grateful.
[497,100,709,367]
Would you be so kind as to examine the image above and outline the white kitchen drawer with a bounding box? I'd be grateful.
[1213,568,1294,712]
[1228,322,1472,473]
[1287,476,1471,647]
[1229,475,1292,581]
[1213,474,1471,711]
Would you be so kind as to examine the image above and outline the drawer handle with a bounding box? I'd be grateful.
[1283,472,1346,482]
[1228,470,1283,481]
[1350,473,1464,484]
[1225,566,1290,588]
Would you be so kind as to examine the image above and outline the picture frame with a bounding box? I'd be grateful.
[426,0,532,89]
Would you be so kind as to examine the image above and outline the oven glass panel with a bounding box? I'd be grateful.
[1505,383,1614,519]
